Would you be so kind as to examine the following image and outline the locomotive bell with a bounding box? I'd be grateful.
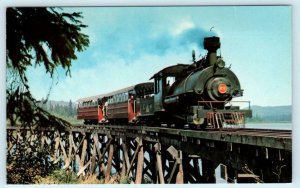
[216,58,225,69]
[204,36,220,66]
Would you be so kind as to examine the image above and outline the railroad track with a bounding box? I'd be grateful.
[8,124,292,138]
[219,128,292,138]
[70,124,292,137]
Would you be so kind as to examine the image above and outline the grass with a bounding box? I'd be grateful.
[35,169,132,184]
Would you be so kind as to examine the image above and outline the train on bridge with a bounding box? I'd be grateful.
[77,36,252,129]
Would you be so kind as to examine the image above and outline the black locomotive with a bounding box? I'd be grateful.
[77,36,252,129]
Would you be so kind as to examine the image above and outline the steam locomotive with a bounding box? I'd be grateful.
[77,36,252,129]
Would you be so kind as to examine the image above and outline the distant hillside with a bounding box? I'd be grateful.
[249,105,291,122]
[37,99,79,123]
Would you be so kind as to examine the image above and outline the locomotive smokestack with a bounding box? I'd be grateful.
[204,36,220,66]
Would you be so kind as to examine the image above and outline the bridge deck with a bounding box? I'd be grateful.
[15,124,289,151]
[7,124,291,151]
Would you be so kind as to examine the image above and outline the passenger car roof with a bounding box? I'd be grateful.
[77,82,154,102]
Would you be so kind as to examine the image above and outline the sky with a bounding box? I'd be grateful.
[20,6,293,107]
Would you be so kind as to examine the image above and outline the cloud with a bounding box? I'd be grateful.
[91,23,217,64]
[172,20,195,36]
[177,27,218,49]
[75,8,220,64]
[48,50,192,102]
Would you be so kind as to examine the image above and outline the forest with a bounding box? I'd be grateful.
[38,99,79,124]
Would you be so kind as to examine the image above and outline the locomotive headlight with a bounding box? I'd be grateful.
[216,58,225,69]
[218,83,227,94]
[206,77,232,101]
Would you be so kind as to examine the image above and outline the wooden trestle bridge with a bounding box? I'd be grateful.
[7,124,292,183]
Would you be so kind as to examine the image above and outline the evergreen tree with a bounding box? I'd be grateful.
[68,100,73,116]
[49,101,53,112]
[6,7,89,128]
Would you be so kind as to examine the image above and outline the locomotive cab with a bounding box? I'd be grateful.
[151,64,190,112]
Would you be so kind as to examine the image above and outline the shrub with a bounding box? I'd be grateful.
[7,138,54,184]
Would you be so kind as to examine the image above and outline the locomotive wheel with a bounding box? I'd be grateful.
[192,114,205,125]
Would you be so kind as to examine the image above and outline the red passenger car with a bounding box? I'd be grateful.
[77,82,154,125]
